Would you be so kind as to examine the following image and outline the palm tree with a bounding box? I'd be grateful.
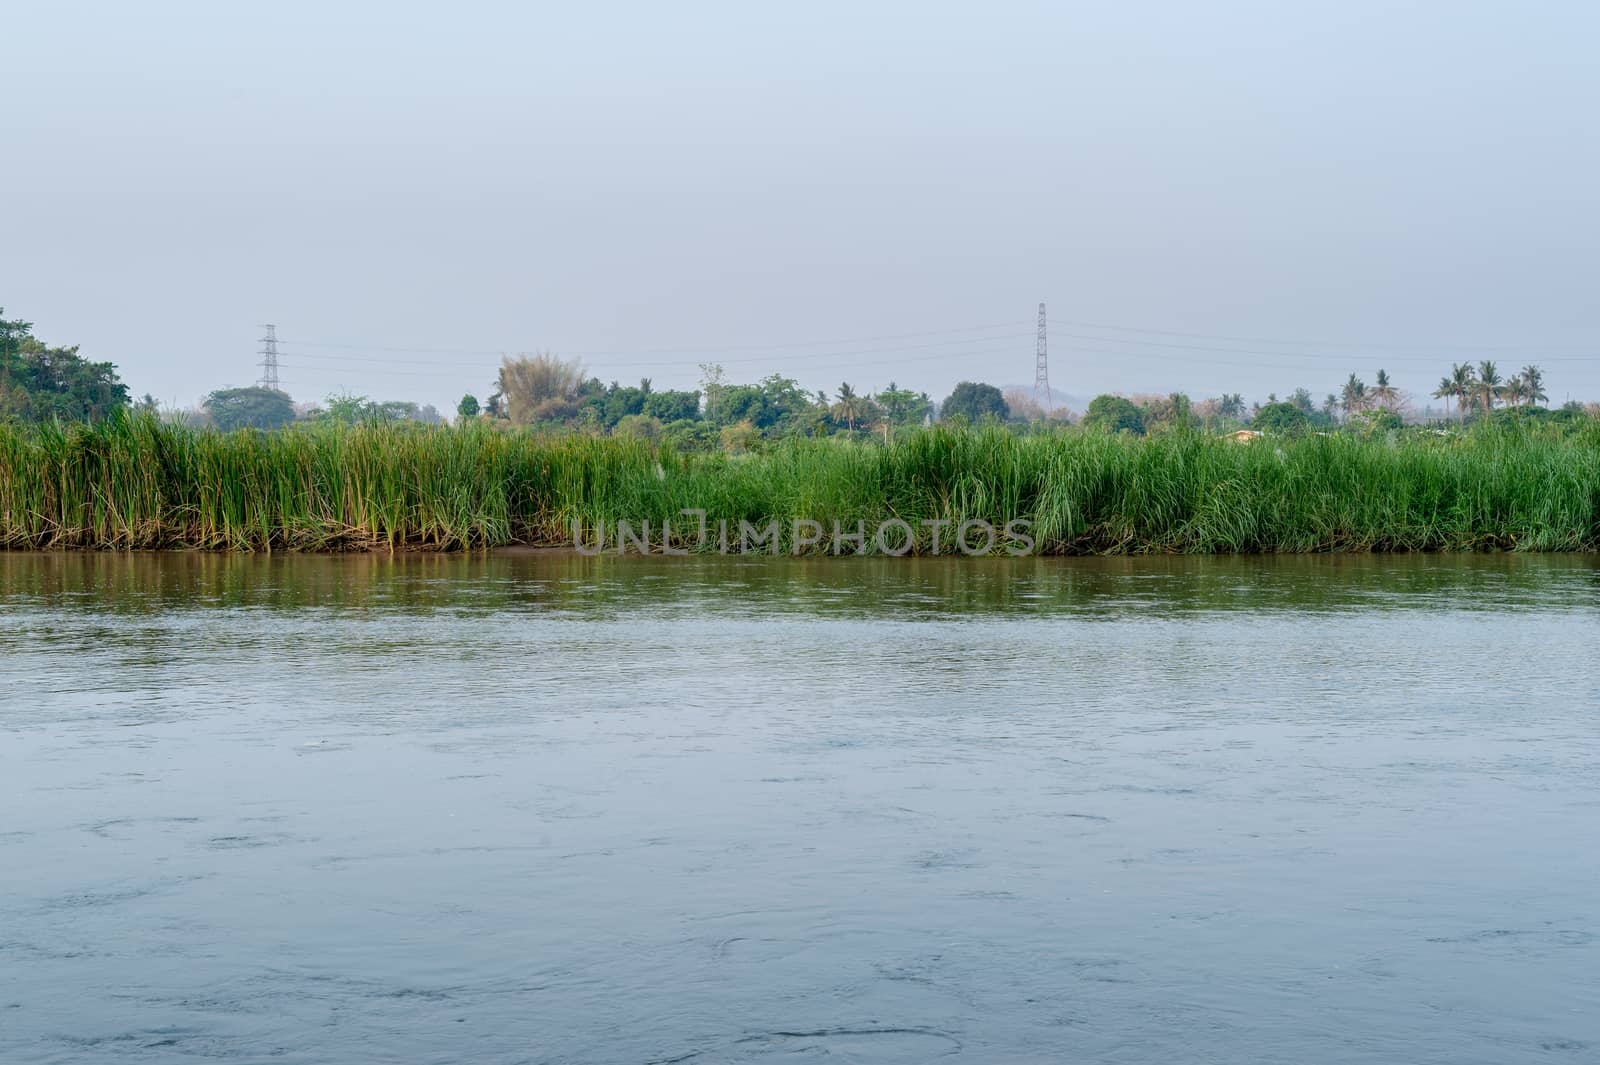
[1504,374,1529,408]
[1448,362,1476,424]
[877,381,910,425]
[1323,394,1338,421]
[833,382,862,430]
[1433,376,1456,421]
[1370,369,1399,410]
[1520,364,1548,407]
[1341,374,1367,421]
[1477,360,1501,415]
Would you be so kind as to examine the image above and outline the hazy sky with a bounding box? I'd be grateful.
[6,1,1598,412]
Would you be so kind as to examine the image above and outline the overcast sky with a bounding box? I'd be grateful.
[6,0,1598,412]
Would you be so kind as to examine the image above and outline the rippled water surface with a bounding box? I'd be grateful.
[2,551,1598,1064]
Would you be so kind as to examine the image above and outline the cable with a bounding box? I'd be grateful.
[274,341,1035,380]
[275,320,1028,358]
[1045,328,1598,365]
[1050,317,1600,352]
[273,330,1037,370]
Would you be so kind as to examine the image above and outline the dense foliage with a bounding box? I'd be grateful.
[1253,402,1311,433]
[0,311,130,422]
[2,416,1596,553]
[1081,395,1145,434]
[203,387,297,431]
[941,381,1009,423]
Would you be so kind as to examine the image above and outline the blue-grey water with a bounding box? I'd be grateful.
[2,551,1598,1064]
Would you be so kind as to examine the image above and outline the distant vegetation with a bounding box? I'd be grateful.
[4,308,1598,454]
[456,354,943,448]
[203,387,298,431]
[3,416,1597,554]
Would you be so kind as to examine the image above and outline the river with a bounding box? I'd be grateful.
[2,552,1597,1064]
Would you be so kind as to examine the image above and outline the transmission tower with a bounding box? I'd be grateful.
[1033,302,1052,415]
[257,324,281,391]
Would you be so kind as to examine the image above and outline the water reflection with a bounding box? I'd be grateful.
[2,549,1595,618]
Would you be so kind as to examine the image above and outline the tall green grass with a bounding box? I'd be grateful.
[1,415,1596,553]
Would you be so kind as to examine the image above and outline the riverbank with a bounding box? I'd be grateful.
[1,416,1596,553]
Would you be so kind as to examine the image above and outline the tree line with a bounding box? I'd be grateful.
[3,310,1594,440]
[453,355,1015,448]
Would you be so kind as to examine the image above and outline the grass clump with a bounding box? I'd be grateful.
[0,415,1596,553]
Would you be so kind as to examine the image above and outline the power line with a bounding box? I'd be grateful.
[272,340,1039,379]
[272,329,1037,369]
[275,320,1028,358]
[1049,317,1600,352]
[1046,326,1599,364]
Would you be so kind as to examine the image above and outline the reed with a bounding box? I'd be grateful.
[1,414,1596,553]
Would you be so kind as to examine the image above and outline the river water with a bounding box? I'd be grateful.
[2,551,1597,1064]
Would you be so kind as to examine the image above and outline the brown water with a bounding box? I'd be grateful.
[2,552,1598,1064]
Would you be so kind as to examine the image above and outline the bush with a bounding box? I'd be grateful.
[1081,395,1145,435]
[941,381,1008,423]
[1253,402,1310,433]
[614,414,664,439]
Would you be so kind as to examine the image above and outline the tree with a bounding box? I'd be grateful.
[697,363,728,422]
[457,394,480,419]
[1341,374,1367,420]
[1504,374,1529,408]
[1448,362,1476,424]
[709,383,774,428]
[1253,401,1310,433]
[602,381,651,425]
[0,310,131,422]
[941,381,1008,423]
[1217,393,1245,419]
[700,371,814,433]
[877,382,929,427]
[204,387,296,431]
[1520,364,1547,407]
[1476,360,1501,414]
[369,400,424,422]
[1131,392,1193,434]
[321,391,370,424]
[1081,394,1145,434]
[642,390,700,423]
[498,353,586,424]
[832,382,864,430]
[315,393,431,424]
[1433,376,1456,421]
[1369,369,1399,410]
